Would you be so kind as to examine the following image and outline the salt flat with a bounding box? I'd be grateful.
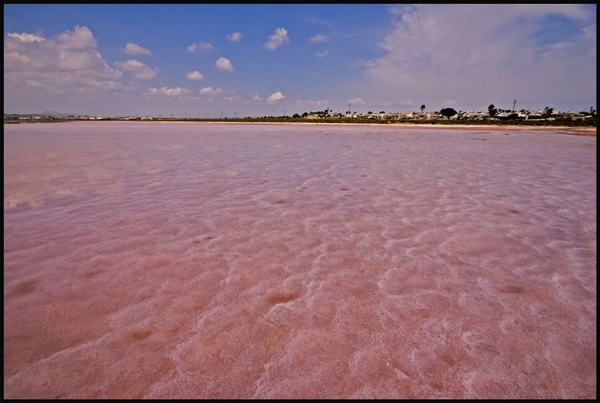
[4,122,596,398]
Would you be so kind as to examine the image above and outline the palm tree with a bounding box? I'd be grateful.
[420,104,426,114]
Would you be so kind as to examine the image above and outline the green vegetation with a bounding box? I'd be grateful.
[440,108,458,119]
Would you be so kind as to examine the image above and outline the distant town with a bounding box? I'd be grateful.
[4,105,597,126]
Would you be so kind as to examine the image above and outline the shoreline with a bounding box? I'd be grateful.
[198,121,597,136]
[5,120,596,136]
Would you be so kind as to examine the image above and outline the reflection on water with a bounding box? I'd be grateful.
[3,122,596,398]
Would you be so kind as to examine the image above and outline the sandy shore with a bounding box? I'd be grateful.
[388,123,597,136]
[198,121,596,136]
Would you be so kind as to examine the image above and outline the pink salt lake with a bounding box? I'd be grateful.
[4,122,596,398]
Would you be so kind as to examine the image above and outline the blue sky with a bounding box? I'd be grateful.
[4,4,596,117]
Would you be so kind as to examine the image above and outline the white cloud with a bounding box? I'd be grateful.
[147,86,190,96]
[304,15,356,40]
[222,95,242,103]
[266,91,285,104]
[512,4,591,20]
[251,95,263,102]
[115,59,158,79]
[226,32,242,42]
[215,57,234,72]
[187,42,214,52]
[7,32,45,43]
[349,97,365,106]
[4,25,123,95]
[185,71,205,80]
[310,34,327,43]
[199,87,222,96]
[582,24,596,41]
[124,43,152,56]
[366,4,596,109]
[264,27,289,50]
[316,51,330,58]
[305,15,334,28]
[55,25,97,51]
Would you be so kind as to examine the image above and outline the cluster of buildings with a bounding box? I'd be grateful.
[4,107,596,122]
[308,108,595,121]
[3,114,152,121]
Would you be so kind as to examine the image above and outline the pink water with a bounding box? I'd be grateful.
[4,122,596,398]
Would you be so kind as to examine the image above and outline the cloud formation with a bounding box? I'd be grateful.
[55,25,97,51]
[304,15,356,40]
[310,34,327,43]
[4,25,123,95]
[200,87,222,96]
[115,59,158,79]
[187,42,214,52]
[226,32,242,42]
[316,51,330,58]
[185,71,205,80]
[364,4,596,109]
[264,27,289,50]
[147,86,190,96]
[215,57,234,72]
[266,91,285,104]
[348,97,365,106]
[7,32,45,43]
[124,43,152,56]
